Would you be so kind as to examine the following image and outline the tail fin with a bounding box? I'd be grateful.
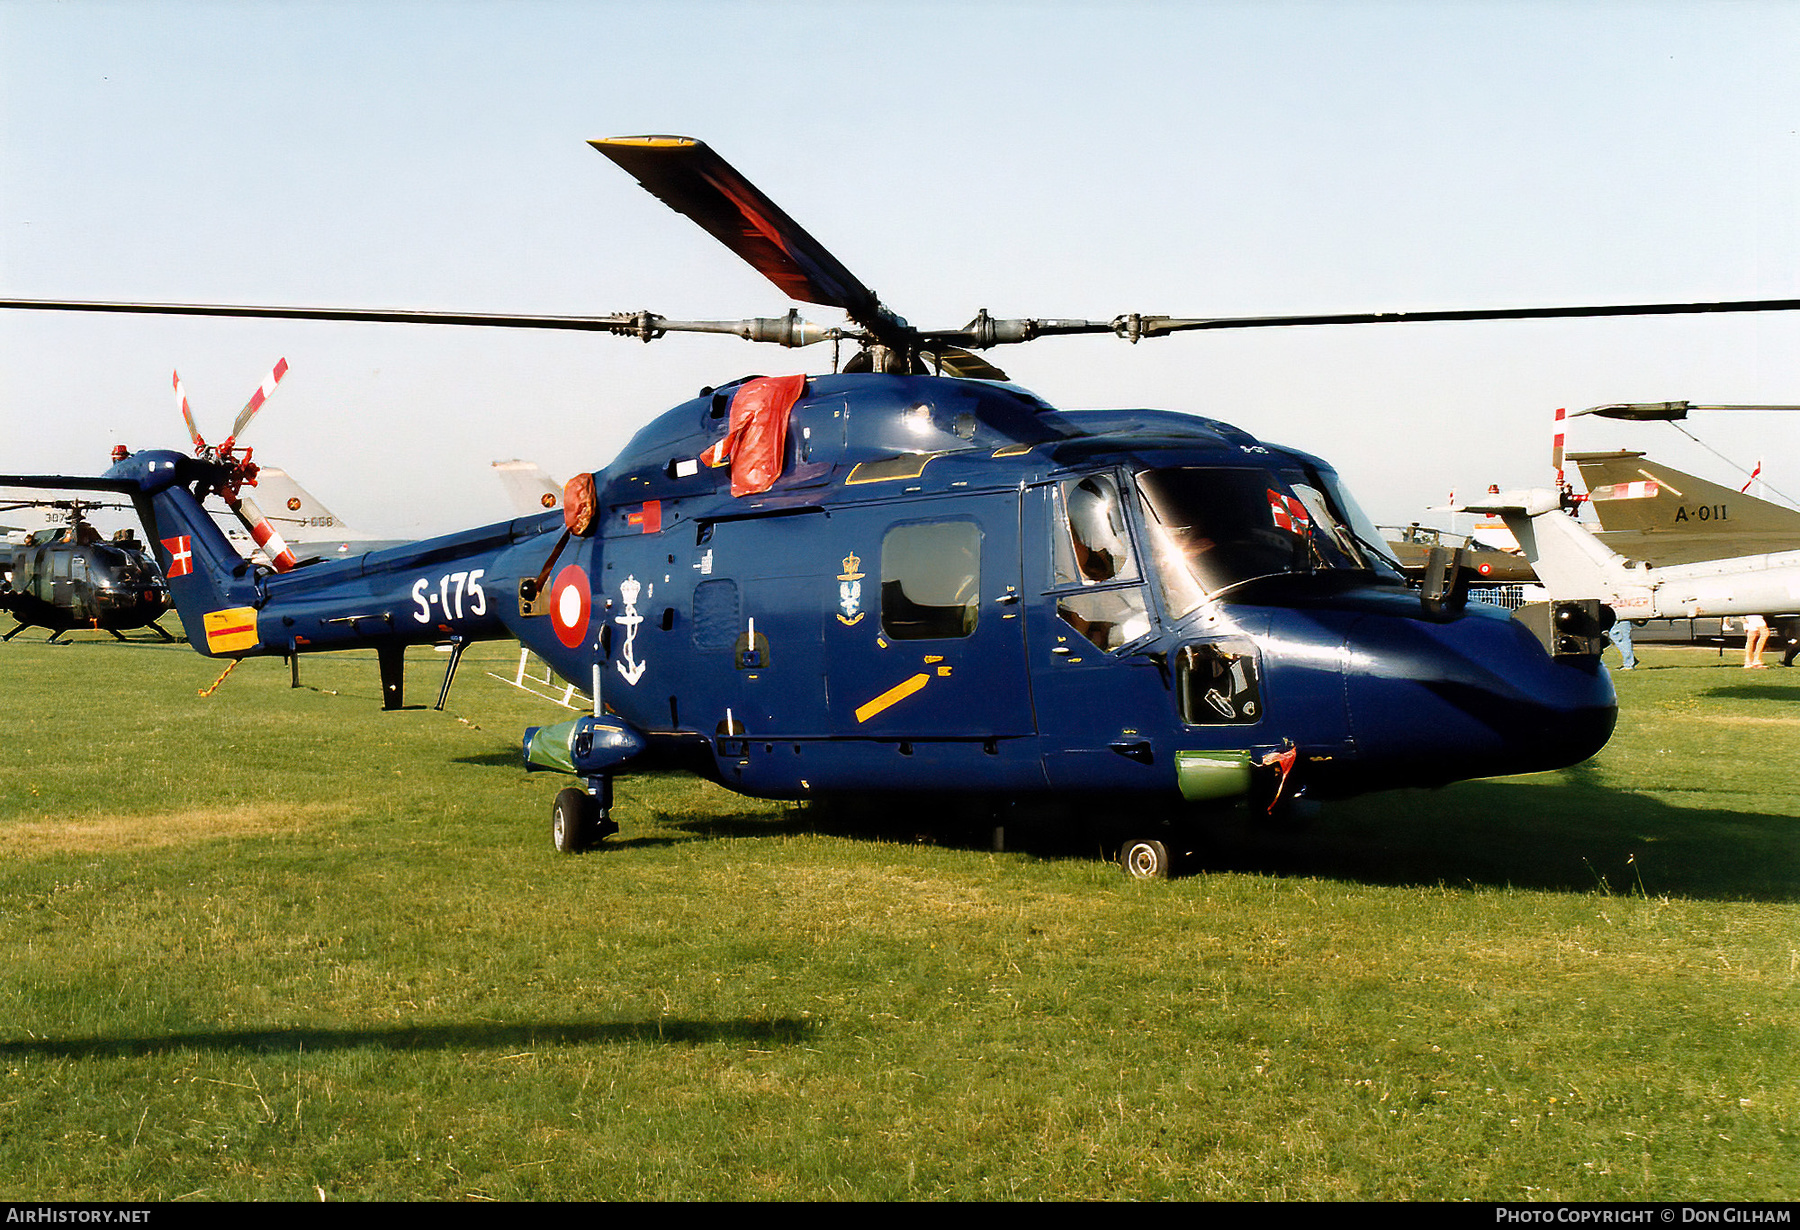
[1572,450,1800,560]
[493,460,562,517]
[108,450,265,655]
[252,465,399,550]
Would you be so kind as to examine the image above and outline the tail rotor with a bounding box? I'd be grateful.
[172,358,301,572]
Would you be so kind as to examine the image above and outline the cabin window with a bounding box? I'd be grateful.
[880,521,981,640]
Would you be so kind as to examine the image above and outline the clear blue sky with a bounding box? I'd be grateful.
[4,1,1797,536]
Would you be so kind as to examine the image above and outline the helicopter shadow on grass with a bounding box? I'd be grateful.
[1700,682,1800,703]
[455,750,535,769]
[635,765,1800,903]
[0,628,188,649]
[444,748,1800,901]
[1193,768,1800,903]
[0,1016,816,1061]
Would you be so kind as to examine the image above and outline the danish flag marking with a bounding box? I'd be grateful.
[161,536,194,578]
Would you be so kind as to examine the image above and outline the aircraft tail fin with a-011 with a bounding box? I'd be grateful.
[1572,451,1800,566]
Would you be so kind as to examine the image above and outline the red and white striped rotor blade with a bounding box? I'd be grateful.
[230,493,300,572]
[222,357,289,449]
[1552,406,1567,487]
[173,370,206,454]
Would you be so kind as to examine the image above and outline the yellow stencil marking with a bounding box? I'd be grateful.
[203,606,260,654]
[844,453,941,485]
[855,673,930,723]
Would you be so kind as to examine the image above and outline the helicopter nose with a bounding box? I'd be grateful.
[1338,605,1617,790]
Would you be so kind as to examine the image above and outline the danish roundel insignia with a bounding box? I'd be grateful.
[551,564,590,649]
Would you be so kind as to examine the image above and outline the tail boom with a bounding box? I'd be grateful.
[106,449,555,662]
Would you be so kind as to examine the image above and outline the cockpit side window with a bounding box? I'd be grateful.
[1054,475,1139,587]
[1054,586,1150,652]
[1049,475,1152,652]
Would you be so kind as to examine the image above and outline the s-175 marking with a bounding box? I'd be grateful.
[412,570,487,623]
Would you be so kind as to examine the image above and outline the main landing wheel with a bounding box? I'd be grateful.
[1118,836,1174,881]
[552,787,595,854]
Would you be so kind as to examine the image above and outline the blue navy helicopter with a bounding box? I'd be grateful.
[6,136,1799,876]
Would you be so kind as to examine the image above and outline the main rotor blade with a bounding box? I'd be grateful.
[0,299,841,349]
[590,136,897,341]
[1116,298,1800,338]
[0,299,667,332]
[1571,400,1800,420]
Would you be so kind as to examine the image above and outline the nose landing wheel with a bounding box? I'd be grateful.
[552,785,619,854]
[1118,836,1174,880]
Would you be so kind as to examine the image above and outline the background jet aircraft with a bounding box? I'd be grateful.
[491,460,562,517]
[210,467,411,564]
[248,467,412,559]
[1572,451,1800,565]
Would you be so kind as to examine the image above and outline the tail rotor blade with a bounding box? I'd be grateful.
[229,492,299,572]
[223,357,289,449]
[173,370,205,454]
[1553,406,1566,488]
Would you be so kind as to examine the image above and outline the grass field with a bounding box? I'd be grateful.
[0,633,1795,1200]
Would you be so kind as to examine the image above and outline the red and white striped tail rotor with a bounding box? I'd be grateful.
[167,358,301,572]
[230,493,300,572]
[1552,406,1567,488]
[221,356,289,452]
[174,370,206,454]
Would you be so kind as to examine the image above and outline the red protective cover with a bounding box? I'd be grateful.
[563,472,597,535]
[720,374,806,496]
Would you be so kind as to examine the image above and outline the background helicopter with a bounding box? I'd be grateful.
[7,134,1800,876]
[0,495,173,642]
